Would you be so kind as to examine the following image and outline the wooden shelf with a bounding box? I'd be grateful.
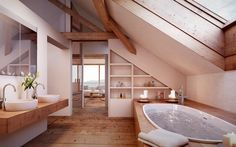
[133,87,169,90]
[109,50,171,117]
[110,87,132,89]
[110,97,132,99]
[133,75,151,78]
[110,75,132,78]
[110,63,132,66]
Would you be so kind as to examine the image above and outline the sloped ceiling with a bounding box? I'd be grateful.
[72,0,223,75]
[106,0,223,75]
[195,0,236,21]
[73,0,99,18]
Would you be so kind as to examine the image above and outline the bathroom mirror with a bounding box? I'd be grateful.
[0,13,37,76]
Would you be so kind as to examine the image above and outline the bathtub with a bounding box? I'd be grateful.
[143,103,236,144]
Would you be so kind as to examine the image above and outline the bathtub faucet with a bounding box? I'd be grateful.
[178,85,184,105]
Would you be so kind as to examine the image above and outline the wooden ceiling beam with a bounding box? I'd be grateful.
[62,32,116,41]
[47,36,68,49]
[92,0,136,54]
[92,0,112,32]
[48,0,102,32]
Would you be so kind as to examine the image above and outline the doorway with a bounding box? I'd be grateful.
[83,60,105,108]
[72,53,108,112]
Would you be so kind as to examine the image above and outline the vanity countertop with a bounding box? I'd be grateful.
[0,98,68,134]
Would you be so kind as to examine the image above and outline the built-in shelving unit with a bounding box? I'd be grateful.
[108,51,171,117]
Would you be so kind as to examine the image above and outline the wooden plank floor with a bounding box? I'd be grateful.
[24,106,136,147]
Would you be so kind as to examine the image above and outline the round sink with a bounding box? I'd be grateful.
[5,99,38,112]
[37,95,60,103]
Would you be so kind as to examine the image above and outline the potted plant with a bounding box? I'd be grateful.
[21,73,38,99]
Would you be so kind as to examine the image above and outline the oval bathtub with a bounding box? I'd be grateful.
[143,104,236,144]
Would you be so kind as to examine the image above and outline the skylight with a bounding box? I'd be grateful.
[193,0,236,21]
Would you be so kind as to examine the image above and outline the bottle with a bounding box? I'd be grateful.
[123,93,126,98]
[120,93,122,98]
[151,81,155,87]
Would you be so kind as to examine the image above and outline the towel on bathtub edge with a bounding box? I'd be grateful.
[138,129,189,147]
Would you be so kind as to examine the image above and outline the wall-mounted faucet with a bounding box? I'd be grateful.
[2,83,16,110]
[178,85,184,105]
[32,83,45,99]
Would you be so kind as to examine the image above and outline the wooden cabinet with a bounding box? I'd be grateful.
[108,51,171,117]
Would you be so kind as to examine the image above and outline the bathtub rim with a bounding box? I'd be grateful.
[142,103,236,144]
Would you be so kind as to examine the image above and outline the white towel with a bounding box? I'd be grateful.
[138,129,189,147]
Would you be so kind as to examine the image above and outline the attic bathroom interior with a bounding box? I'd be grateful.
[0,0,236,147]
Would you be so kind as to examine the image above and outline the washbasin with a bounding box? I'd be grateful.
[5,99,38,112]
[37,95,60,103]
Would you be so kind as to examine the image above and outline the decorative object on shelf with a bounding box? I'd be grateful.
[144,81,155,87]
[21,72,38,99]
[168,90,176,99]
[223,132,236,147]
[159,91,164,99]
[123,93,126,98]
[116,81,124,87]
[140,90,148,99]
[119,92,127,99]
[138,90,150,103]
[151,81,155,87]
[165,90,178,103]
[117,81,121,87]
[178,85,184,105]
[120,93,122,98]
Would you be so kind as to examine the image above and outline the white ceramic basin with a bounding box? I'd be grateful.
[5,99,38,112]
[37,95,60,103]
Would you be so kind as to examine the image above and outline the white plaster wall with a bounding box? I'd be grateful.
[47,43,72,116]
[72,42,108,55]
[82,42,108,54]
[187,71,236,113]
[109,39,186,91]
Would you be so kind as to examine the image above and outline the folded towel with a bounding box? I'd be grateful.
[138,129,189,147]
